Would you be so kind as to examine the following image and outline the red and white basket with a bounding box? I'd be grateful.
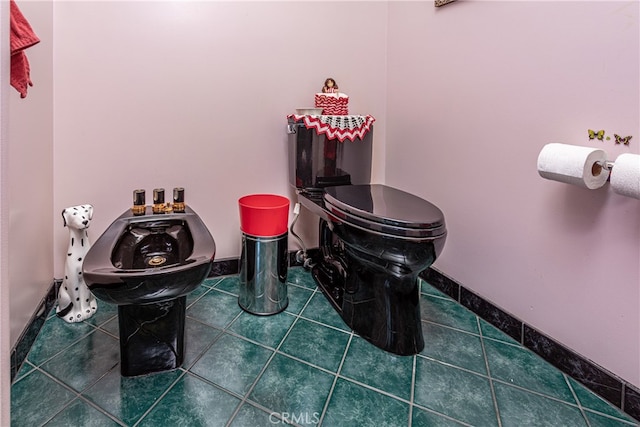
[315,93,349,115]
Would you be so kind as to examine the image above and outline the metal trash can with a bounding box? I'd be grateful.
[238,194,289,315]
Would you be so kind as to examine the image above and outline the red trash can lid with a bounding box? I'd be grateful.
[238,194,290,237]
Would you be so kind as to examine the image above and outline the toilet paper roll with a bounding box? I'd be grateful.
[610,153,640,199]
[537,143,609,189]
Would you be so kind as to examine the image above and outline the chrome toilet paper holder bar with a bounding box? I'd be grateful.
[593,160,615,182]
[596,160,615,171]
[592,160,614,176]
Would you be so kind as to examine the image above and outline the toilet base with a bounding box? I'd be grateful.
[311,219,426,356]
[118,296,186,377]
[312,257,424,356]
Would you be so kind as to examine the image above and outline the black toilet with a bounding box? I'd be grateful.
[288,117,447,355]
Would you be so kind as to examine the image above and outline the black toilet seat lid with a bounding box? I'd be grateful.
[323,184,446,238]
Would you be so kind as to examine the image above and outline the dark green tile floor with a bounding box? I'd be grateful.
[11,267,638,426]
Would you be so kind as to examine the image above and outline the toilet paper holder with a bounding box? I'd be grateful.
[594,160,615,176]
[538,143,639,199]
[596,160,615,171]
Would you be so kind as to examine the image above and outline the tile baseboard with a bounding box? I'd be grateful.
[208,258,239,277]
[10,280,59,382]
[420,267,640,422]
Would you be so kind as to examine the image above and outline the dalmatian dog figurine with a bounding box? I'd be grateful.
[57,204,98,323]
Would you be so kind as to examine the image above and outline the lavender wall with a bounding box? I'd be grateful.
[6,1,54,351]
[0,2,11,423]
[386,1,639,386]
[52,1,388,272]
[2,0,54,420]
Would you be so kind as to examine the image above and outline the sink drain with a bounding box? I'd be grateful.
[148,255,167,267]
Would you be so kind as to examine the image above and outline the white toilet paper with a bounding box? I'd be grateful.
[610,153,640,199]
[537,143,609,189]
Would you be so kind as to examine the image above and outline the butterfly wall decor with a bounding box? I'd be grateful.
[614,134,632,145]
[435,0,456,7]
[588,129,605,141]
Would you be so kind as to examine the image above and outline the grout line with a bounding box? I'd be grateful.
[24,320,174,427]
[335,374,413,406]
[202,286,238,300]
[416,353,492,381]
[566,373,594,427]
[408,354,416,427]
[414,403,476,427]
[489,376,621,414]
[185,287,214,309]
[411,401,475,427]
[421,318,482,338]
[229,400,289,426]
[76,395,129,427]
[477,316,503,427]
[187,369,246,402]
[21,325,97,372]
[421,317,523,350]
[29,328,119,392]
[184,314,227,331]
[480,334,523,349]
[331,370,477,426]
[225,289,315,427]
[295,289,353,335]
[21,366,130,427]
[220,316,294,353]
[133,369,189,427]
[204,276,225,287]
[69,393,129,427]
[22,367,83,426]
[94,322,120,341]
[271,348,343,378]
[420,290,456,302]
[295,315,351,335]
[181,321,226,371]
[317,331,354,426]
[227,327,299,427]
[81,359,120,394]
[566,376,638,426]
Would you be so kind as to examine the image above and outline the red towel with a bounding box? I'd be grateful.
[10,0,40,98]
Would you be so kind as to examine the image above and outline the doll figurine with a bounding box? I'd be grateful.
[322,78,339,94]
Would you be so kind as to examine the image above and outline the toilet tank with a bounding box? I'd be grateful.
[287,118,373,192]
